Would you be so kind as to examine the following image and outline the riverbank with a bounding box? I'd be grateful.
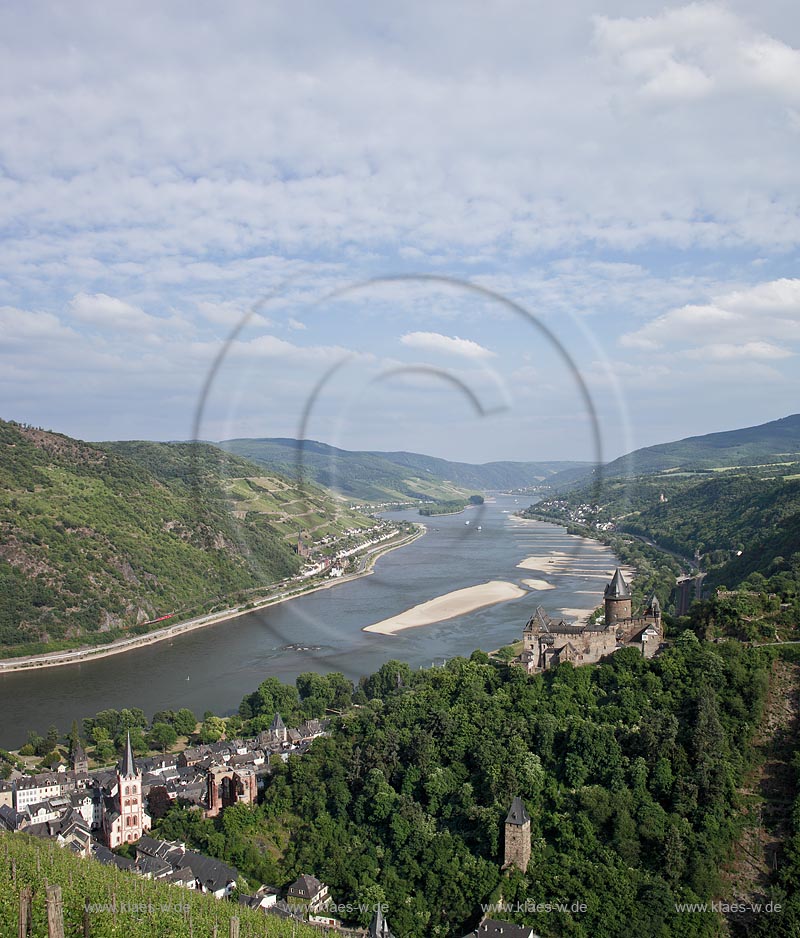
[363,579,527,635]
[0,524,426,674]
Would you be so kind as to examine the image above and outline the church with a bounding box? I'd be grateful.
[515,568,662,674]
[102,731,151,848]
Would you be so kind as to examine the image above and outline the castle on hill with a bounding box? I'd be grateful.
[514,567,662,673]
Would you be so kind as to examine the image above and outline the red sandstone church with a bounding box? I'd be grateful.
[102,731,152,848]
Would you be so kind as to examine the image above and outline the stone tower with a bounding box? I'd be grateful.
[504,796,531,872]
[604,568,632,627]
[270,712,288,744]
[644,591,661,624]
[71,739,89,775]
[117,731,145,843]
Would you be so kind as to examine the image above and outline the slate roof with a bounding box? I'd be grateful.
[287,873,325,899]
[238,894,263,910]
[120,731,137,778]
[604,568,631,599]
[505,796,530,826]
[136,836,239,892]
[369,907,396,937]
[271,713,286,733]
[163,866,195,886]
[137,854,173,878]
[265,901,295,920]
[181,849,238,892]
[92,843,135,871]
[466,920,536,938]
[0,804,23,831]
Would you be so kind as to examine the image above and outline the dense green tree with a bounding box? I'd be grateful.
[149,722,178,753]
[173,708,197,736]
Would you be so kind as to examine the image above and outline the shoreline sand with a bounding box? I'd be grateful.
[520,578,555,591]
[363,580,528,636]
[0,525,427,675]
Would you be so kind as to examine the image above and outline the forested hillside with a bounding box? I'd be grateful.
[0,420,322,655]
[149,643,769,937]
[219,437,584,501]
[599,413,800,478]
[530,467,800,588]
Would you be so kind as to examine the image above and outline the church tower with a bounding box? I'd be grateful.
[116,731,146,844]
[504,796,531,872]
[604,568,632,627]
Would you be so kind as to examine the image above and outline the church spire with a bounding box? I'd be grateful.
[120,729,137,778]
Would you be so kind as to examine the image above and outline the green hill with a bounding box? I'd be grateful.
[603,413,800,478]
[0,420,372,656]
[218,437,585,502]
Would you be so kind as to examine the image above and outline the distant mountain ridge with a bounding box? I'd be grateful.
[218,437,586,501]
[605,413,800,476]
[541,413,800,489]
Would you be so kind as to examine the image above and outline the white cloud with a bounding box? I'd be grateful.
[1,3,800,452]
[399,331,496,359]
[595,3,800,102]
[684,341,792,361]
[68,293,154,331]
[622,278,800,353]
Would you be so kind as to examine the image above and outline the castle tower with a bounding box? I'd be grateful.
[644,591,661,624]
[503,796,531,872]
[604,568,632,627]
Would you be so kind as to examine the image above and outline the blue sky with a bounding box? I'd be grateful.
[2,1,800,462]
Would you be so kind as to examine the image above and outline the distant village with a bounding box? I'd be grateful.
[295,520,409,579]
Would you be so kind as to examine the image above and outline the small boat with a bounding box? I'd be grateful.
[465,520,470,525]
[477,526,482,531]
[186,675,190,681]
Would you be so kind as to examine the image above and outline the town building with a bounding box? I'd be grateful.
[135,835,239,897]
[14,773,72,813]
[286,873,330,913]
[503,796,531,872]
[515,568,663,674]
[0,780,14,810]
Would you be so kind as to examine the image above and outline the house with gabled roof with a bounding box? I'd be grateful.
[286,873,329,912]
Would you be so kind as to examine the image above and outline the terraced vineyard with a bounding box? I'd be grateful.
[0,832,312,937]
[220,474,375,543]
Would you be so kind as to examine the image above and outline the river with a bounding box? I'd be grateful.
[0,495,622,748]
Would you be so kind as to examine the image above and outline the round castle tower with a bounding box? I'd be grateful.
[604,568,632,626]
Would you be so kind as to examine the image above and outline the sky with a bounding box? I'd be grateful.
[2,1,800,464]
